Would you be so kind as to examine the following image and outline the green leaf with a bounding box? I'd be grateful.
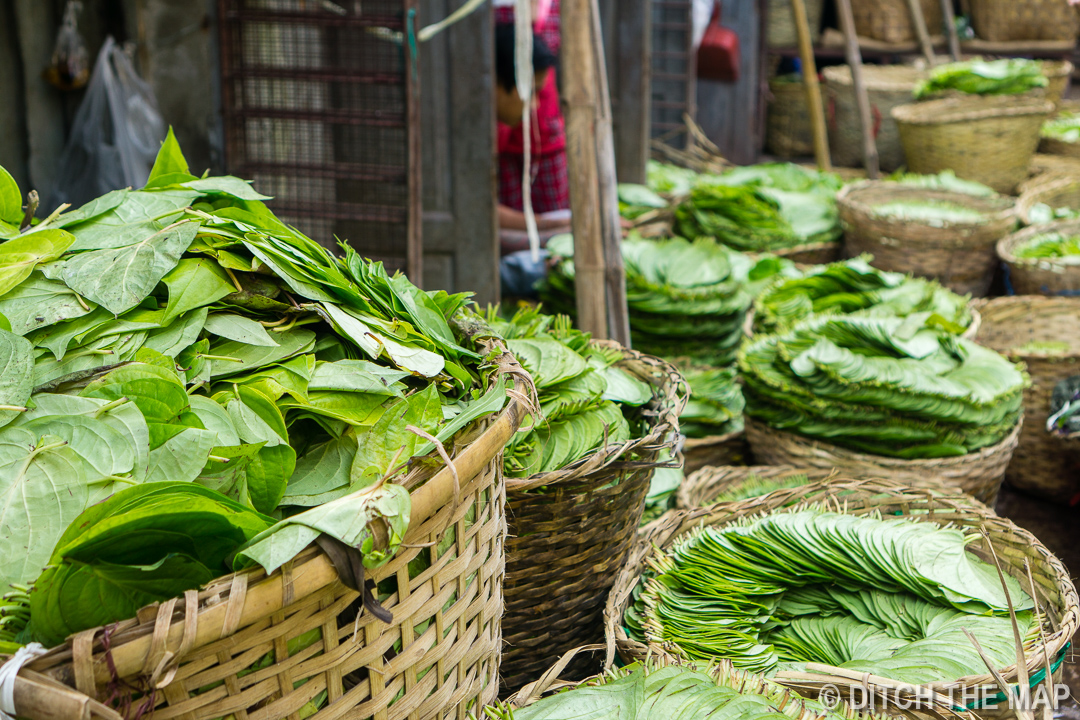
[203,313,279,347]
[62,189,200,252]
[81,363,191,449]
[208,328,316,378]
[0,272,93,336]
[145,427,219,483]
[146,127,196,187]
[308,360,407,396]
[350,384,441,489]
[59,220,200,315]
[144,307,208,357]
[0,230,76,297]
[183,176,272,201]
[54,189,129,227]
[0,166,21,225]
[281,432,357,507]
[0,329,33,428]
[161,258,236,323]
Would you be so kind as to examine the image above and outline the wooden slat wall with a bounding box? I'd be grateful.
[599,0,652,184]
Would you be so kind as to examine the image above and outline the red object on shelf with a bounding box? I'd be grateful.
[697,2,740,82]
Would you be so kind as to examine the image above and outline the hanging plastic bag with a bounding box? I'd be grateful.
[48,36,166,211]
[44,1,89,91]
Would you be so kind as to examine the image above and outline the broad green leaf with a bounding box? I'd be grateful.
[0,329,33,428]
[145,427,218,483]
[244,443,295,514]
[0,272,93,336]
[161,258,236,323]
[187,394,241,446]
[235,481,410,574]
[308,359,407,396]
[63,189,200,251]
[183,176,272,201]
[318,303,445,378]
[0,166,20,224]
[277,391,389,427]
[282,432,357,507]
[203,313,279,347]
[146,127,196,187]
[600,365,653,406]
[59,220,200,315]
[223,385,289,444]
[28,306,112,361]
[144,307,208,357]
[81,363,191,449]
[507,337,589,388]
[0,230,76,297]
[350,384,441,488]
[53,189,129,227]
[208,328,316,378]
[225,354,312,402]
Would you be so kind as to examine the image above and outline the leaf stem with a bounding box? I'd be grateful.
[0,405,27,413]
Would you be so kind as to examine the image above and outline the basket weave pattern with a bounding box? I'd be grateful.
[766,80,815,158]
[677,465,841,510]
[823,65,925,172]
[766,0,824,46]
[851,0,943,43]
[744,417,1020,505]
[892,96,1054,194]
[838,181,1018,296]
[12,343,533,720]
[604,478,1079,712]
[974,296,1080,502]
[970,0,1080,42]
[499,347,686,694]
[998,218,1080,296]
[1016,176,1080,226]
[682,431,749,476]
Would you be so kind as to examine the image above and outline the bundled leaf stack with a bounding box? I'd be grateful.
[0,133,510,650]
[542,234,790,366]
[673,164,843,253]
[753,257,974,336]
[627,507,1035,683]
[739,314,1026,458]
[914,58,1048,100]
[678,365,744,439]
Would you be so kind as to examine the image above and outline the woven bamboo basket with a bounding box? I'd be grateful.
[604,477,1079,717]
[998,220,1080,295]
[499,345,686,694]
[852,0,943,44]
[823,64,926,172]
[744,417,1021,505]
[767,0,823,47]
[1016,175,1080,224]
[677,465,841,509]
[682,430,750,476]
[892,96,1054,194]
[6,339,533,720]
[1042,60,1074,109]
[773,240,841,264]
[970,0,1080,42]
[766,77,816,158]
[838,181,1018,296]
[973,296,1080,503]
[1029,152,1080,181]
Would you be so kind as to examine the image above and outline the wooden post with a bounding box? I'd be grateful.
[835,0,880,179]
[905,0,936,66]
[563,0,609,339]
[790,0,831,171]
[590,0,631,347]
[941,0,961,62]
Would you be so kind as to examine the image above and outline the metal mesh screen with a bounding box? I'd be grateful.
[218,0,418,275]
[651,0,696,149]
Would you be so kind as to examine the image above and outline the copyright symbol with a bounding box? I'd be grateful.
[820,684,841,709]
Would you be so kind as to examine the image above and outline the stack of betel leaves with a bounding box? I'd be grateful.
[889,170,997,197]
[677,364,744,439]
[1041,110,1080,145]
[617,183,669,222]
[738,314,1027,458]
[913,58,1048,100]
[673,163,843,253]
[541,233,792,365]
[752,256,974,336]
[478,305,659,478]
[0,131,513,650]
[626,506,1035,682]
[485,659,888,720]
[1012,232,1080,262]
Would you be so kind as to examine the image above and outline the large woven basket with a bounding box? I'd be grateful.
[852,0,943,43]
[1029,152,1080,181]
[744,416,1021,505]
[1016,175,1080,225]
[767,0,823,47]
[499,345,685,694]
[998,219,1080,295]
[682,430,750,476]
[838,181,1018,296]
[823,64,926,172]
[7,340,532,720]
[676,465,841,509]
[970,0,1080,42]
[773,240,841,265]
[1042,60,1074,109]
[973,296,1080,503]
[892,96,1054,194]
[766,77,815,158]
[605,477,1079,715]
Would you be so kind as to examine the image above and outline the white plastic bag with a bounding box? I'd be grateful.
[49,36,165,210]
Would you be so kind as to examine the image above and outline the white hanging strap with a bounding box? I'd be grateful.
[0,643,48,720]
[515,0,541,261]
[418,0,489,41]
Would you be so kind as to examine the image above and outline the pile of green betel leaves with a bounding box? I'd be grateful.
[753,257,974,336]
[626,507,1035,683]
[1013,232,1080,262]
[0,131,512,650]
[913,58,1048,100]
[739,314,1027,458]
[541,233,791,366]
[484,659,885,720]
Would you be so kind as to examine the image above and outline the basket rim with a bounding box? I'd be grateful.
[505,342,687,492]
[604,476,1080,697]
[972,295,1080,359]
[891,96,1055,124]
[676,464,845,510]
[11,336,534,700]
[997,217,1080,266]
[743,415,1022,469]
[822,63,925,91]
[837,180,1017,231]
[1015,175,1080,225]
